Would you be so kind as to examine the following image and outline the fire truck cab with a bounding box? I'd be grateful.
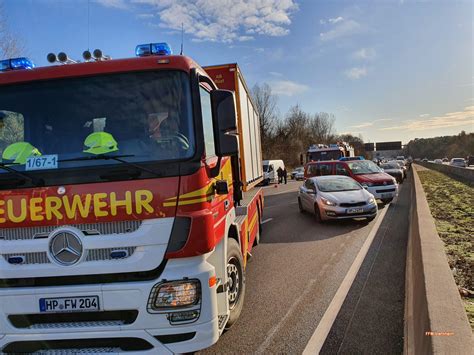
[0,44,263,353]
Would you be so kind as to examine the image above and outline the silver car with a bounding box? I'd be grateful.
[298,176,378,222]
[450,158,466,168]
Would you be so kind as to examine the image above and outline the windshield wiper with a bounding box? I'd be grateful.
[0,163,45,187]
[59,154,163,178]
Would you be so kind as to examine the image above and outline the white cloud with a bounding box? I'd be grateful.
[137,13,154,18]
[351,118,392,129]
[419,113,430,118]
[344,67,368,80]
[269,71,283,77]
[109,0,298,43]
[328,16,344,24]
[320,19,362,41]
[353,48,376,60]
[96,0,129,9]
[269,80,309,97]
[380,106,474,131]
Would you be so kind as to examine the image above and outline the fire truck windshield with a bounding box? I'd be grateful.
[0,70,195,184]
[308,150,342,161]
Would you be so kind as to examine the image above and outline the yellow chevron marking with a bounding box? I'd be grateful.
[163,158,234,207]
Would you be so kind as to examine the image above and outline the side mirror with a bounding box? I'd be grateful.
[215,180,229,195]
[308,189,316,195]
[211,90,239,157]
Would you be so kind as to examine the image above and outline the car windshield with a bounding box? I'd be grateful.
[381,163,399,169]
[263,164,269,172]
[0,70,194,179]
[452,159,464,162]
[347,160,382,174]
[316,178,361,192]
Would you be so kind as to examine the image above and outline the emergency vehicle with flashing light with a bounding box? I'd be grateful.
[0,43,263,354]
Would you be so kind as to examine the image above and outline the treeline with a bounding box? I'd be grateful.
[404,131,474,159]
[252,83,364,167]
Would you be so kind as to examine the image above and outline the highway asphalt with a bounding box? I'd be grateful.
[201,178,408,354]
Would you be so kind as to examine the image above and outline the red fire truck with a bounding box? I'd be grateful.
[306,142,355,162]
[0,43,263,353]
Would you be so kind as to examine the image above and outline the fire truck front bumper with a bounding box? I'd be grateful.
[0,255,220,354]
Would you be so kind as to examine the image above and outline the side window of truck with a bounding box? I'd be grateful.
[319,163,332,176]
[199,87,216,157]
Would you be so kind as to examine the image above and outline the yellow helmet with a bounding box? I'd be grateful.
[2,142,42,164]
[83,132,119,155]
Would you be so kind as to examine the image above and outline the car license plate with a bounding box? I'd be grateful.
[381,193,392,199]
[39,296,100,313]
[347,208,364,214]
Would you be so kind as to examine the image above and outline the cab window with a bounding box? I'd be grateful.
[199,87,215,157]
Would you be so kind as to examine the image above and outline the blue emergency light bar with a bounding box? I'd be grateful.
[135,42,172,57]
[0,57,35,72]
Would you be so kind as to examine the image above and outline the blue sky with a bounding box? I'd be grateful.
[4,0,473,143]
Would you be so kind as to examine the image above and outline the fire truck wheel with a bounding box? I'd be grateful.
[225,238,245,329]
[253,209,262,246]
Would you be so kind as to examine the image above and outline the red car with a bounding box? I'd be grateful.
[304,160,398,204]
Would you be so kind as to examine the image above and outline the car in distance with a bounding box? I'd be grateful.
[295,170,305,181]
[304,160,398,204]
[380,162,404,183]
[389,160,407,179]
[442,157,449,163]
[466,155,474,166]
[422,158,428,162]
[434,159,443,164]
[291,166,304,180]
[450,158,466,168]
[298,176,377,222]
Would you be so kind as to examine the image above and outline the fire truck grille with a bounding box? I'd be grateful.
[3,247,136,265]
[0,220,142,241]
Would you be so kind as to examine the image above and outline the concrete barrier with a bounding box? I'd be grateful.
[417,161,474,182]
[404,165,473,354]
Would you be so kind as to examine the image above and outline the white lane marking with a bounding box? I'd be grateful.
[255,279,318,354]
[302,205,389,355]
[261,218,273,224]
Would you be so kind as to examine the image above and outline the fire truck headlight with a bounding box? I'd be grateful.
[149,280,201,310]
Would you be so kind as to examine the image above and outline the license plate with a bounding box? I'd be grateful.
[381,193,393,199]
[39,296,100,313]
[347,208,364,214]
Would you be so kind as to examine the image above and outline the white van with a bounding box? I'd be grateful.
[262,159,285,185]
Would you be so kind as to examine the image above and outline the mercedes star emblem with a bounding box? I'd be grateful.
[49,231,83,266]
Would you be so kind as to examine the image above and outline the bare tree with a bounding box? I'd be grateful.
[251,83,278,158]
[0,3,23,58]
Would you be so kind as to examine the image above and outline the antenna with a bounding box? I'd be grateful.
[180,22,184,55]
[87,0,90,51]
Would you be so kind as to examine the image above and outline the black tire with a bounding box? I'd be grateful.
[225,238,245,329]
[366,216,376,222]
[298,198,304,213]
[381,198,393,205]
[253,208,262,246]
[314,204,323,223]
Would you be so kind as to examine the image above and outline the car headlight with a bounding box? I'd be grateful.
[321,197,337,206]
[149,280,201,310]
[367,197,376,205]
[363,182,374,187]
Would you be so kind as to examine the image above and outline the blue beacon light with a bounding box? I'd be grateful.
[135,43,172,57]
[0,57,35,72]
